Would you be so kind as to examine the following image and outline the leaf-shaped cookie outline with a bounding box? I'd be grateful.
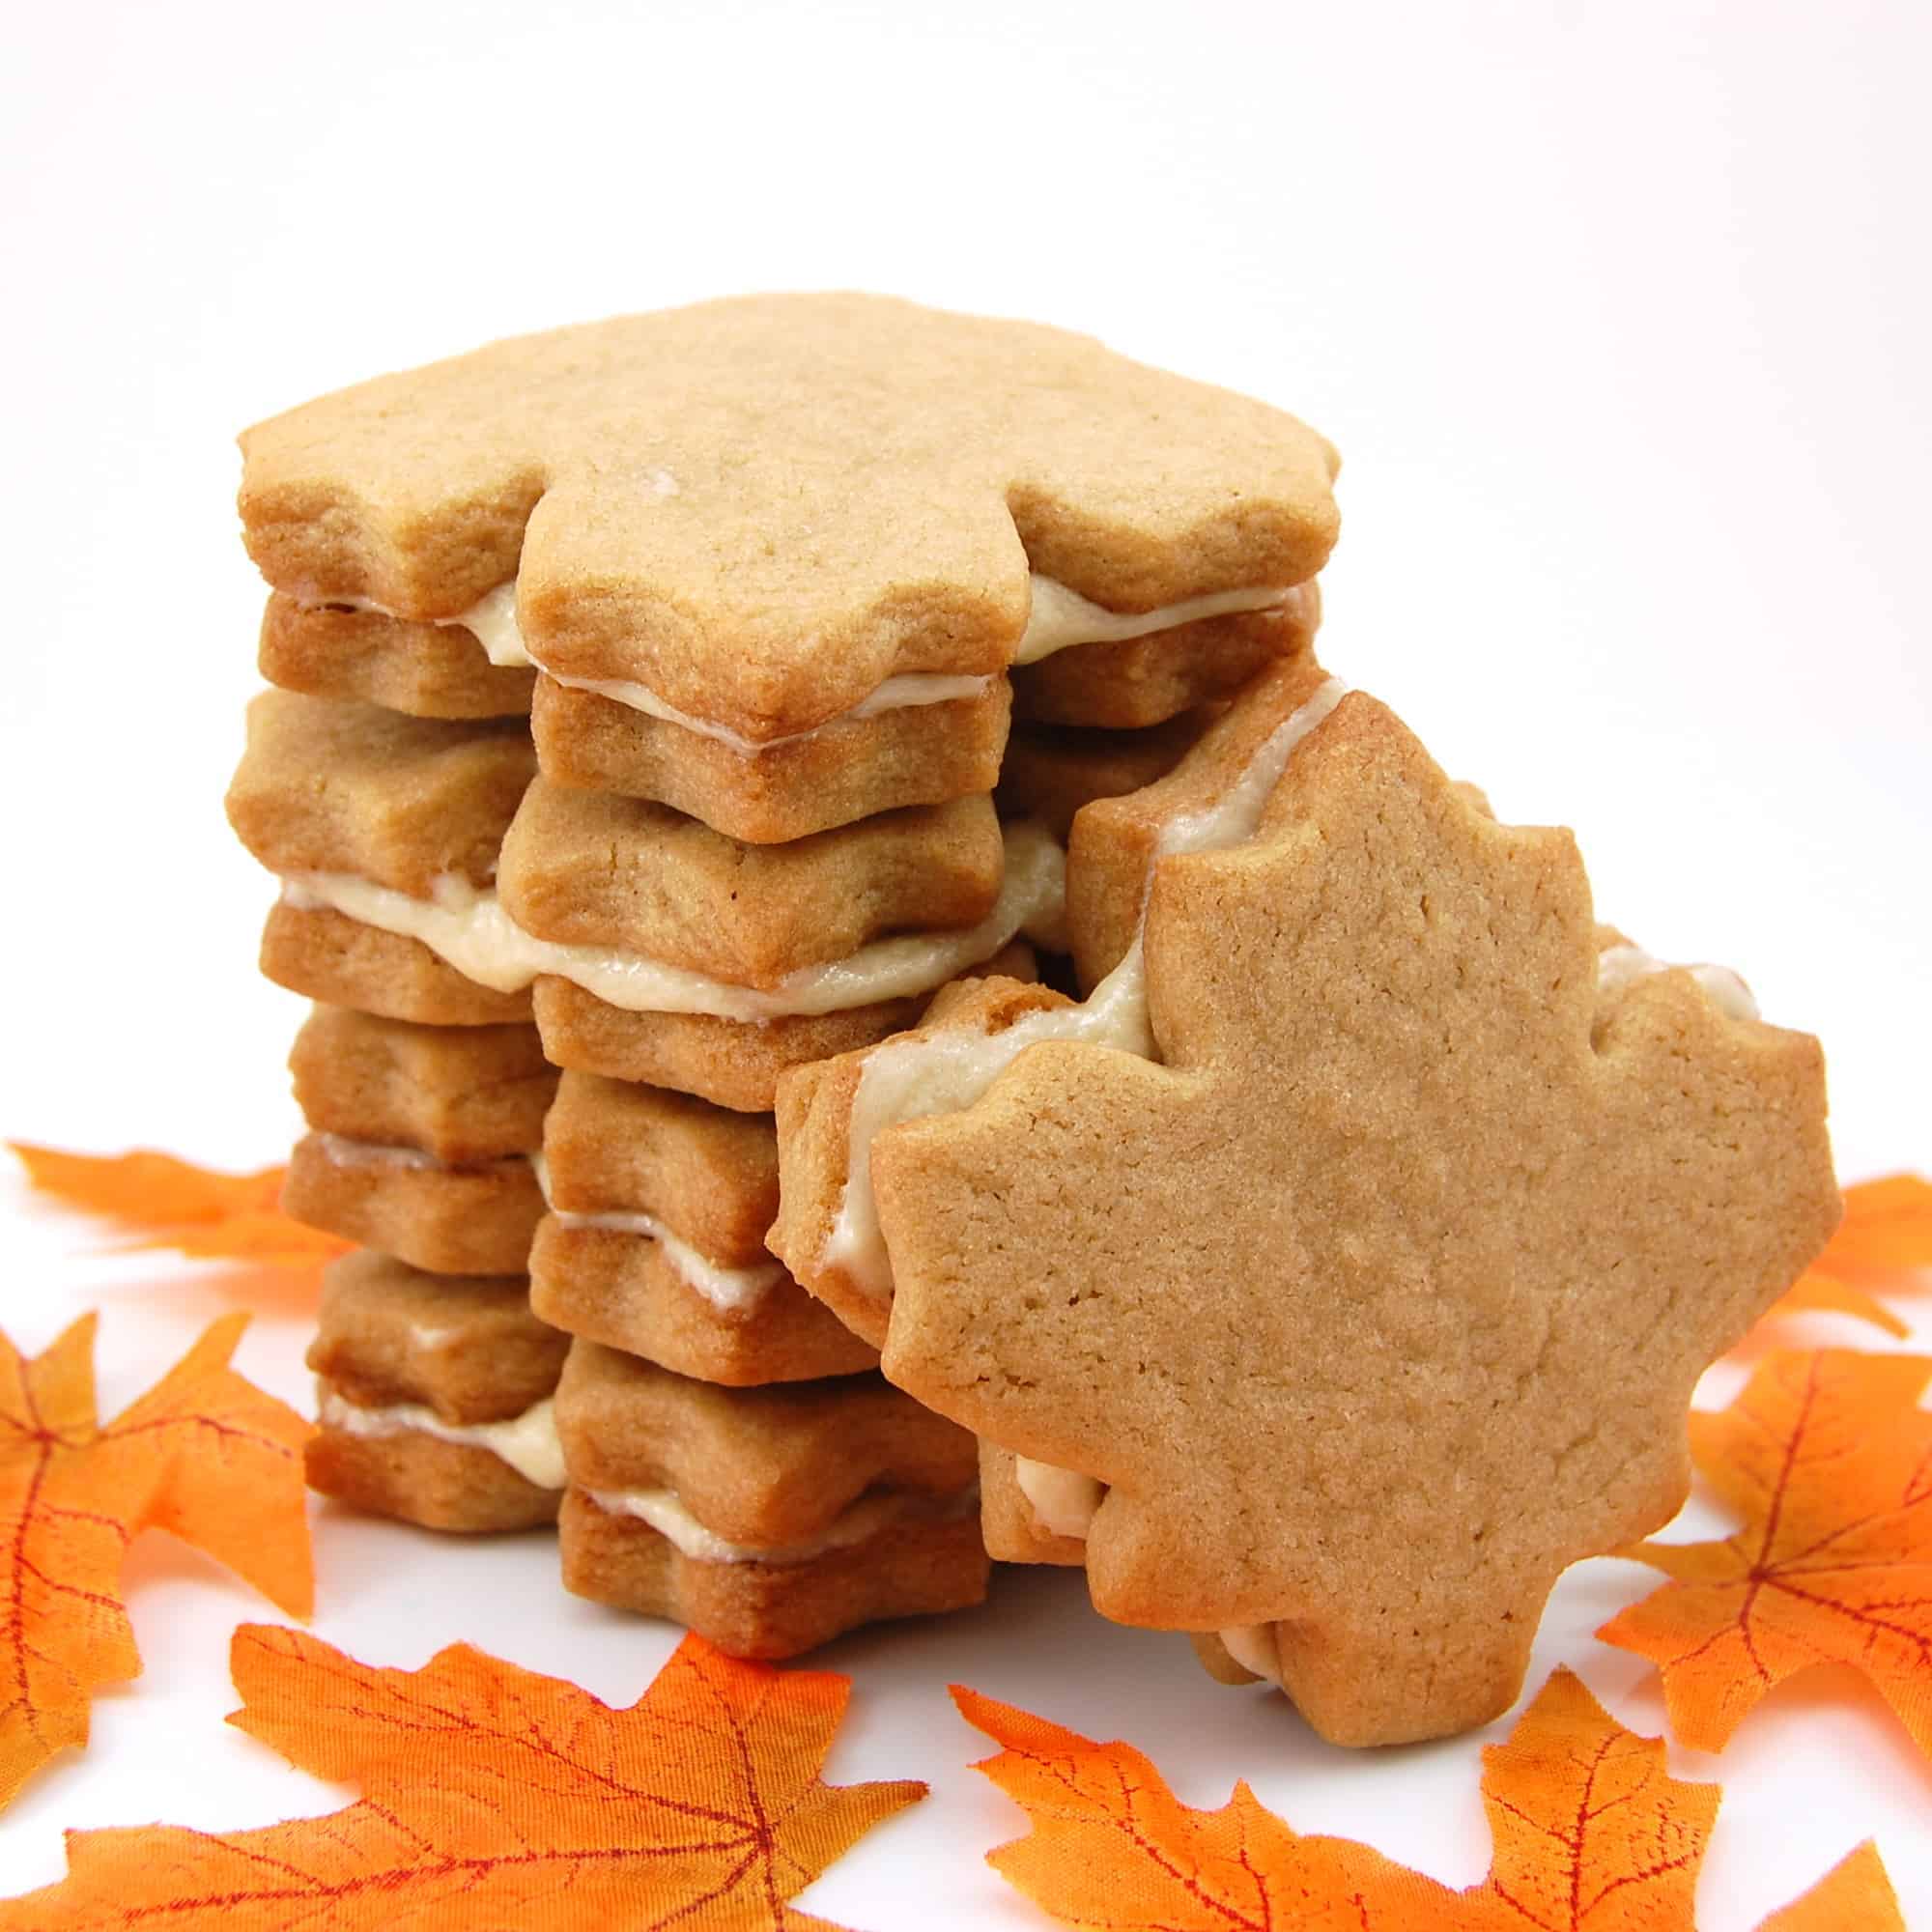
[239,297,1341,737]
[873,693,1837,1743]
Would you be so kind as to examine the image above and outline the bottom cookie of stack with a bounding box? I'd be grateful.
[554,1341,985,1658]
[306,1250,570,1532]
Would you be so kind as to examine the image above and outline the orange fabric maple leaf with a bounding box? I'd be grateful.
[0,1625,921,1931]
[1754,1174,1932,1339]
[953,1667,1902,1929]
[0,1314,313,1808]
[9,1143,351,1269]
[1600,1347,1932,1757]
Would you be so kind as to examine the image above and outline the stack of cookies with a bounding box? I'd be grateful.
[225,628,567,1532]
[229,295,1836,1740]
[227,295,1339,1655]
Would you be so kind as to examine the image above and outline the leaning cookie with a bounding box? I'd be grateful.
[778,665,1839,1745]
[306,1251,569,1533]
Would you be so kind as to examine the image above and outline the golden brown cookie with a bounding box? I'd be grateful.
[530,1072,871,1381]
[557,1489,987,1660]
[246,707,1058,1059]
[528,1222,876,1385]
[307,1428,560,1535]
[226,690,535,896]
[995,709,1223,844]
[283,1133,543,1276]
[232,688,540,1022]
[260,592,536,720]
[262,902,534,1027]
[770,976,1072,1350]
[1009,588,1318,728]
[553,1340,985,1655]
[857,688,1837,1745]
[533,938,1041,1114]
[978,1440,1084,1568]
[1063,654,1340,989]
[290,1007,555,1163]
[532,984,936,1116]
[553,1342,978,1540]
[239,297,1339,753]
[305,1252,567,1532]
[541,1071,777,1260]
[532,675,1011,844]
[497,782,1003,987]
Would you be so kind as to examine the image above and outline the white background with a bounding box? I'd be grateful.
[3,1,1929,1924]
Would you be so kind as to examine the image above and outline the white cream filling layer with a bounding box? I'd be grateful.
[548,668,996,753]
[1014,576,1307,666]
[304,572,1301,747]
[312,1132,533,1176]
[824,678,1349,1303]
[312,1132,445,1171]
[317,1387,565,1491]
[530,1153,783,1313]
[1012,1458,1105,1540]
[1217,1623,1280,1680]
[309,582,530,668]
[582,1484,966,1567]
[1596,943,1759,1021]
[277,817,1066,1022]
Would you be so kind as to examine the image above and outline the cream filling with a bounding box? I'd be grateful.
[825,677,1350,1303]
[312,1132,445,1171]
[277,817,1066,1022]
[303,572,1300,745]
[308,582,530,668]
[547,668,995,753]
[312,1132,532,1176]
[1012,1458,1105,1540]
[582,1484,966,1567]
[529,1154,783,1313]
[1596,943,1759,1022]
[317,1386,565,1491]
[1014,576,1307,665]
[1217,1623,1280,1680]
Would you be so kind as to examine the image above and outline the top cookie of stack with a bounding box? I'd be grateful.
[241,292,1339,841]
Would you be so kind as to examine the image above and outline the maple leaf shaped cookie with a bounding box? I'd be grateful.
[869,693,1838,1745]
[239,296,1339,740]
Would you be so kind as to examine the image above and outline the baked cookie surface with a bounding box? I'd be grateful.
[240,295,1339,743]
[778,668,1838,1742]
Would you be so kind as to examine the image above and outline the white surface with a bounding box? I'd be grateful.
[2,1,1928,1924]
